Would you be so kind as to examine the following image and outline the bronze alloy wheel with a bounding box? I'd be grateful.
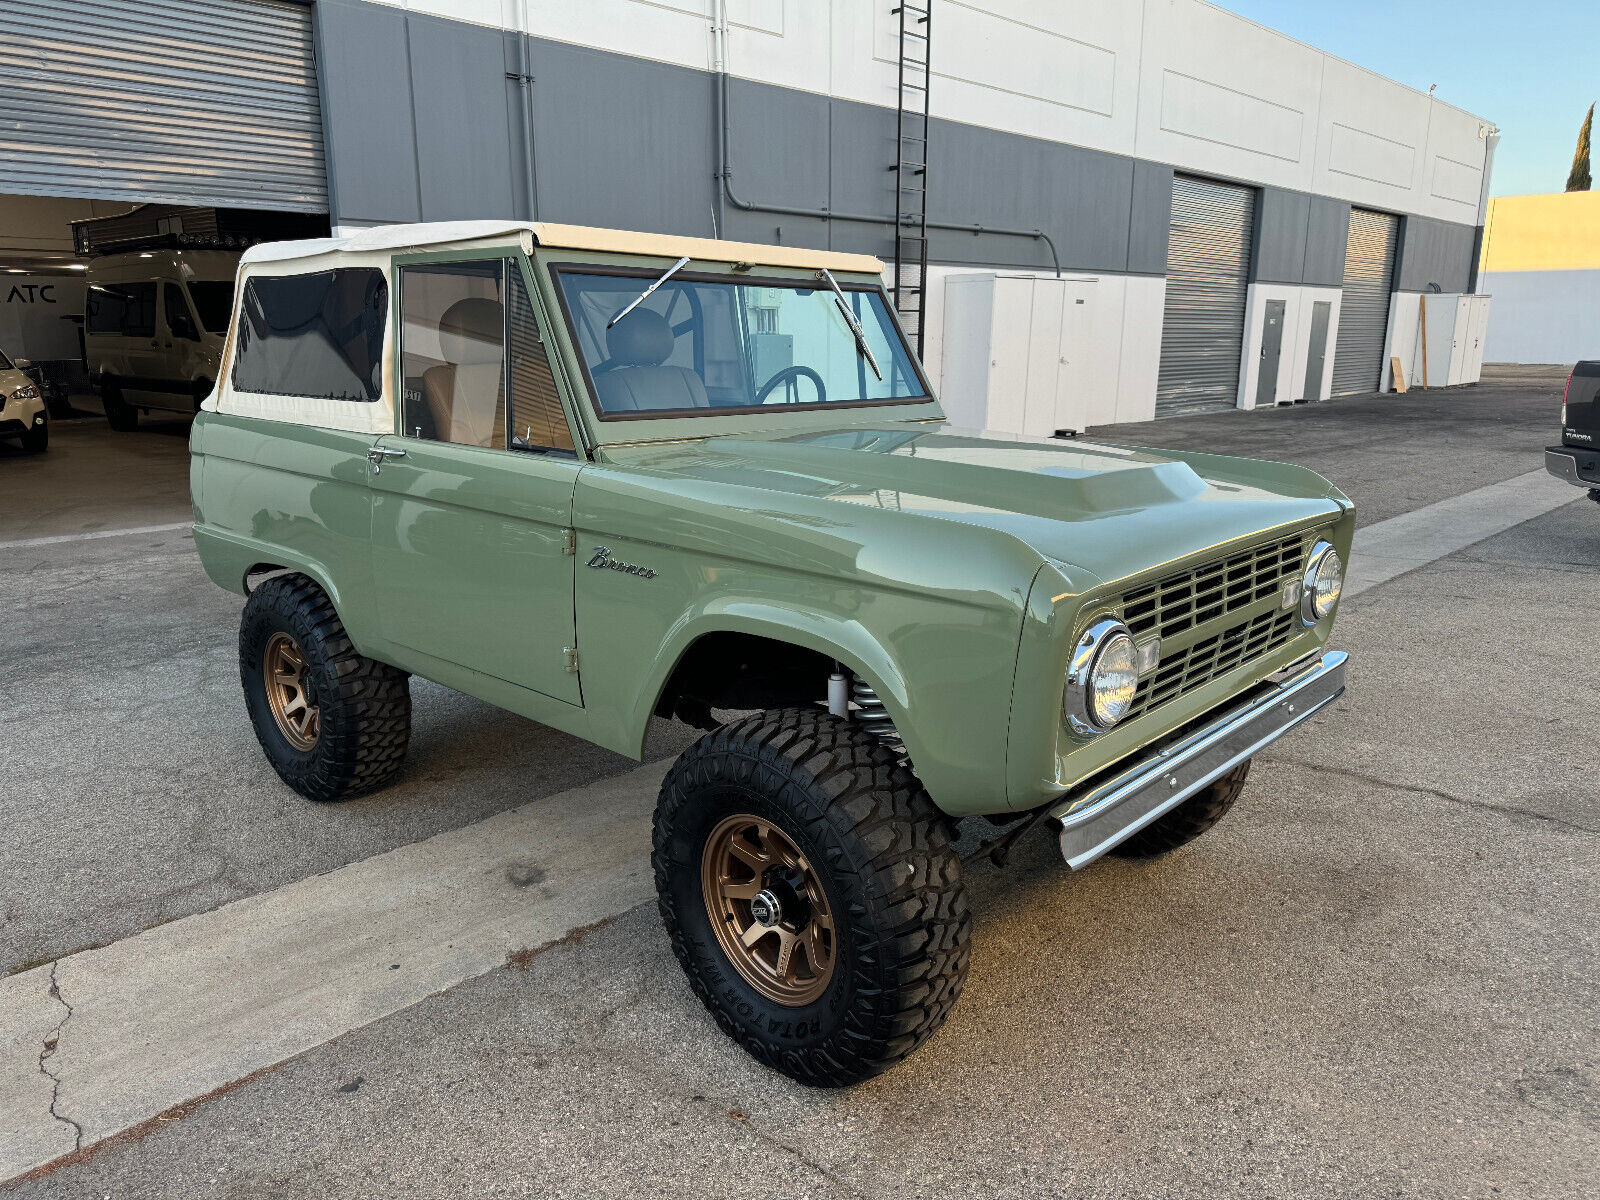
[700,813,836,1006]
[263,631,321,752]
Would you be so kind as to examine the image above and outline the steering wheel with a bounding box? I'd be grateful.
[755,365,827,405]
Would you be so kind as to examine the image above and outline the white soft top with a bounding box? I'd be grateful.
[242,220,884,276]
[214,222,884,436]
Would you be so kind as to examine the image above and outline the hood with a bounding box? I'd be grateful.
[598,422,1349,587]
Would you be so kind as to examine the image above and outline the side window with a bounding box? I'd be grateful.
[399,260,505,449]
[86,284,126,335]
[122,283,156,338]
[231,268,387,401]
[164,284,200,341]
[507,266,575,453]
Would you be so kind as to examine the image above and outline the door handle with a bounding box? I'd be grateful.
[367,445,407,473]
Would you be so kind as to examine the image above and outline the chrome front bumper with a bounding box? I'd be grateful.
[1049,650,1347,869]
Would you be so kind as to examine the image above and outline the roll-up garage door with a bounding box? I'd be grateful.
[1156,176,1257,416]
[1330,209,1399,394]
[0,0,327,212]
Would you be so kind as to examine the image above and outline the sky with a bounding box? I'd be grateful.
[1218,0,1598,197]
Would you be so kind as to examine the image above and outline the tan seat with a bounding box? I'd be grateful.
[594,308,710,413]
[421,296,505,448]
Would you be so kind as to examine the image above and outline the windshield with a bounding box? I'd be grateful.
[554,268,928,418]
[186,280,237,334]
[0,348,12,371]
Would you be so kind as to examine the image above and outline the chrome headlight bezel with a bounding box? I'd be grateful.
[10,385,39,402]
[1300,540,1343,625]
[1065,617,1140,736]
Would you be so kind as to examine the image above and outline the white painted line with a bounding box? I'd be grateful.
[0,522,191,551]
[1345,469,1577,598]
[0,465,1578,1183]
[0,761,667,1183]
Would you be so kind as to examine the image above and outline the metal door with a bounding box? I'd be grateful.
[1255,300,1286,407]
[1302,300,1332,400]
[1156,176,1257,416]
[0,0,327,212]
[1331,209,1399,394]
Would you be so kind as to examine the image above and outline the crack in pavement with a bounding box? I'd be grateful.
[38,961,84,1152]
[1273,759,1600,836]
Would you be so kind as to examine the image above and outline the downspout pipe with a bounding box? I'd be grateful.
[713,64,1060,278]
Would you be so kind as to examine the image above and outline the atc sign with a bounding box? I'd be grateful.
[0,275,85,362]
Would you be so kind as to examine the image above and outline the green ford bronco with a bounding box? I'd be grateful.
[190,221,1350,1085]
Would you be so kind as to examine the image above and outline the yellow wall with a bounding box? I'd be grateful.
[1480,190,1600,273]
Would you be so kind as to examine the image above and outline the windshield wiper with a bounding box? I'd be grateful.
[608,255,691,328]
[818,268,882,381]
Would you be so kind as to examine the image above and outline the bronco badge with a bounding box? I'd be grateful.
[586,546,658,579]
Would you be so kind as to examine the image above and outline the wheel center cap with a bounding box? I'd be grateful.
[750,888,783,928]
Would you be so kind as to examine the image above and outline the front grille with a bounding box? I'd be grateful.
[1125,608,1300,721]
[1123,532,1303,641]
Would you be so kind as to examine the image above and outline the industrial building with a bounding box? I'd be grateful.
[1479,189,1600,365]
[0,0,1496,430]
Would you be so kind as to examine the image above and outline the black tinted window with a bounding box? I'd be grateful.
[87,282,157,338]
[231,269,387,402]
[164,284,199,341]
[187,281,236,333]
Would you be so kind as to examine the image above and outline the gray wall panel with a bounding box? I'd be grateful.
[823,99,900,259]
[525,39,715,236]
[1127,161,1173,275]
[926,119,1132,272]
[1303,196,1350,286]
[315,0,420,222]
[1395,215,1476,293]
[406,14,518,223]
[720,77,830,250]
[1252,187,1310,284]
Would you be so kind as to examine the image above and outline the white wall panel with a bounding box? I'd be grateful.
[1135,0,1322,192]
[1239,283,1341,409]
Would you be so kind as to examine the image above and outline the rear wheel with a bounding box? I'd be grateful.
[653,709,971,1086]
[101,383,138,431]
[239,574,411,801]
[1108,760,1251,858]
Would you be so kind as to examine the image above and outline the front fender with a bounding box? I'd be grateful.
[578,574,1027,817]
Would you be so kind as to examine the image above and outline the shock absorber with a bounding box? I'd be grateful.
[850,676,906,757]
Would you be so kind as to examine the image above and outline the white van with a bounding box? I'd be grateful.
[85,249,240,430]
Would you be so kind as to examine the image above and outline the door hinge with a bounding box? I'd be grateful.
[563,646,580,674]
[561,528,576,556]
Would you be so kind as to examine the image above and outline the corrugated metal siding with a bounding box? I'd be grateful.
[0,0,327,212]
[1156,176,1256,415]
[1331,209,1398,394]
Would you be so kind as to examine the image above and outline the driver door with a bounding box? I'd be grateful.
[367,253,584,706]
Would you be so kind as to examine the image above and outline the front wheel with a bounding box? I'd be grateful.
[101,383,138,431]
[19,420,47,453]
[239,574,411,801]
[653,709,971,1087]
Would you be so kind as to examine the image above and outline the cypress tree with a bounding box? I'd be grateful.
[1568,103,1594,191]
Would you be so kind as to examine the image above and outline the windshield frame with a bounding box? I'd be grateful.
[548,263,935,424]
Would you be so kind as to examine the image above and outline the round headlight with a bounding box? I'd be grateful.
[1301,541,1343,624]
[1066,618,1140,735]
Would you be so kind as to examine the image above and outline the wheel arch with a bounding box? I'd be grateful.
[631,605,917,765]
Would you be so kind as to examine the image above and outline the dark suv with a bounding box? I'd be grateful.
[1546,361,1600,503]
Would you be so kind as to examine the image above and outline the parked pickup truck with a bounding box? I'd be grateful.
[190,222,1351,1085]
[1545,361,1600,503]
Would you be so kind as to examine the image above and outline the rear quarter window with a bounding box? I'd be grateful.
[231,268,388,402]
